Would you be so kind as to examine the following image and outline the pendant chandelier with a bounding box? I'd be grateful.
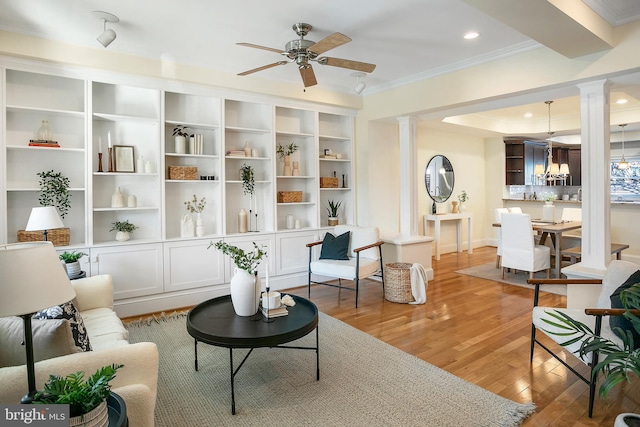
[618,123,629,170]
[536,100,570,185]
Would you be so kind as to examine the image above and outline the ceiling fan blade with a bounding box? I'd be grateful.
[299,66,317,87]
[236,42,284,54]
[308,32,351,55]
[319,57,376,73]
[238,61,288,76]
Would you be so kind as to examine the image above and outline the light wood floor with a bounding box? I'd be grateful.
[286,246,640,426]
[132,246,640,426]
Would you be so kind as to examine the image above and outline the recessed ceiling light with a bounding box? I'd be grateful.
[616,99,628,104]
[524,112,533,118]
[464,32,480,40]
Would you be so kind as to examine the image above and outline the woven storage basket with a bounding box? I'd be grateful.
[384,263,414,303]
[320,177,339,188]
[168,166,198,180]
[18,228,70,247]
[277,191,303,203]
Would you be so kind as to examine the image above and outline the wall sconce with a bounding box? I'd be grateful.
[352,72,366,94]
[93,11,119,48]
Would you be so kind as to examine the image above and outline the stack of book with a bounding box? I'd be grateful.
[226,150,246,157]
[29,139,60,148]
[261,304,288,318]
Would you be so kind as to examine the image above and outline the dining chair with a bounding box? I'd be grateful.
[494,208,509,268]
[501,213,550,279]
[508,207,522,213]
[561,207,582,256]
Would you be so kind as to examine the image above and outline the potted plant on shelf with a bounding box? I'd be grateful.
[457,190,469,212]
[185,194,206,237]
[173,125,189,154]
[210,241,266,316]
[59,250,87,279]
[240,163,256,232]
[109,220,138,242]
[33,364,123,427]
[18,170,72,246]
[544,283,640,427]
[276,142,298,176]
[326,199,342,226]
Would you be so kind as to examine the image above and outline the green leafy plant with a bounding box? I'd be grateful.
[33,364,123,417]
[240,163,255,195]
[172,125,189,137]
[325,199,342,218]
[543,283,640,398]
[458,190,469,203]
[276,142,299,158]
[544,193,557,202]
[210,241,266,273]
[109,220,138,233]
[59,250,87,263]
[184,194,206,213]
[37,170,71,219]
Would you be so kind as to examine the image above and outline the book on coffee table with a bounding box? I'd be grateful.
[261,305,288,318]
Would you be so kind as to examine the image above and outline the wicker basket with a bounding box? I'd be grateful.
[384,263,414,303]
[320,177,339,188]
[277,191,303,203]
[168,166,198,180]
[18,228,70,247]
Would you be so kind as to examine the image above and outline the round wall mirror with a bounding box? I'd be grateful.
[425,155,455,203]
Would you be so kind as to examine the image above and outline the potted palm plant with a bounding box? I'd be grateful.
[210,241,266,316]
[33,364,123,427]
[544,283,640,426]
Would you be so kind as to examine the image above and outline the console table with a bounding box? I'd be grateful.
[424,213,473,260]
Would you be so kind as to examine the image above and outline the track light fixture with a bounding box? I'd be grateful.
[352,72,366,94]
[93,11,119,48]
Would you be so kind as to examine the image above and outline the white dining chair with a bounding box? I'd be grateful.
[494,208,509,268]
[501,213,551,279]
[508,207,523,214]
[561,207,582,250]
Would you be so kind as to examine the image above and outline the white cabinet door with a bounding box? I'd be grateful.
[90,243,163,299]
[163,239,224,292]
[275,230,319,275]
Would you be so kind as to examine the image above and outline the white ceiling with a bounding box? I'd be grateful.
[1,0,640,138]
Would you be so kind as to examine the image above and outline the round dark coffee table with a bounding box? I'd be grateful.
[186,294,319,414]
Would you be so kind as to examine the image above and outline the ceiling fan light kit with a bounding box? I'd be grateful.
[237,23,376,88]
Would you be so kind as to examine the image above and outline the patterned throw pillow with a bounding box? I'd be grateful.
[33,301,92,352]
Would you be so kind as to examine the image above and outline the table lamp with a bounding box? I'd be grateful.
[0,242,76,403]
[25,206,64,242]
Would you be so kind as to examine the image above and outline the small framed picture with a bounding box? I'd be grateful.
[113,145,135,173]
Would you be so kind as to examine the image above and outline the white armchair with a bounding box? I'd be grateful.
[307,225,385,307]
[501,213,550,279]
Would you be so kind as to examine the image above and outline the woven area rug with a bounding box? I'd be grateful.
[127,312,534,426]
[456,262,566,295]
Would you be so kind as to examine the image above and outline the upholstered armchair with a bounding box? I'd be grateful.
[307,225,385,308]
[528,260,640,417]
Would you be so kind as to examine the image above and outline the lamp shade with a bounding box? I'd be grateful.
[534,164,545,175]
[0,242,75,317]
[549,163,560,175]
[25,206,64,231]
[559,163,570,175]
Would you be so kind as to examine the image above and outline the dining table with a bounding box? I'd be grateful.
[493,220,582,278]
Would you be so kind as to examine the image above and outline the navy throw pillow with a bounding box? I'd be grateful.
[610,270,640,349]
[33,301,92,352]
[319,231,351,260]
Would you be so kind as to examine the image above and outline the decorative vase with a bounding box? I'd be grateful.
[286,214,294,229]
[229,268,261,316]
[452,201,459,213]
[64,261,82,279]
[115,231,130,242]
[328,217,339,226]
[238,208,248,233]
[283,155,292,176]
[111,186,124,208]
[175,136,186,154]
[196,212,205,237]
[458,202,467,212]
[136,156,144,173]
[127,194,137,208]
[69,400,108,427]
[292,161,300,176]
[542,203,555,222]
[36,119,53,141]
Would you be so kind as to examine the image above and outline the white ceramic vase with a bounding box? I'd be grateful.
[542,202,555,222]
[115,231,130,242]
[195,212,205,237]
[175,136,186,154]
[230,268,261,316]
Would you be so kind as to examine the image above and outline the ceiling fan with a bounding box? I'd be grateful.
[237,23,376,88]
